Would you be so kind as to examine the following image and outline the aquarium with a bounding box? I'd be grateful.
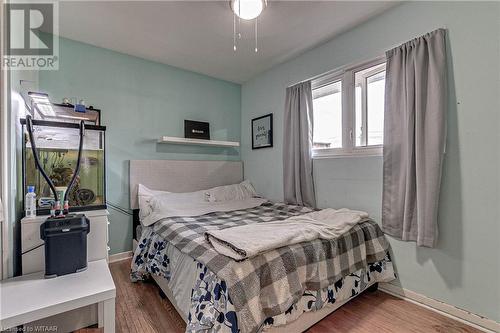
[22,119,107,215]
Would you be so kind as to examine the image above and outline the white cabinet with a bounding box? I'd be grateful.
[21,209,110,275]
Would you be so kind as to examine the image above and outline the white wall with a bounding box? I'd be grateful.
[7,70,38,277]
[241,2,500,322]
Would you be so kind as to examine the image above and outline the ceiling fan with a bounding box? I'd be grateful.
[230,0,268,53]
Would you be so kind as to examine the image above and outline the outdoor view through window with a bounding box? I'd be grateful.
[312,81,342,149]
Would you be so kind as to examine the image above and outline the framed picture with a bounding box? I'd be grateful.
[252,113,273,149]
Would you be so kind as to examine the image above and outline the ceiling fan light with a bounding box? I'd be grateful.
[232,0,264,20]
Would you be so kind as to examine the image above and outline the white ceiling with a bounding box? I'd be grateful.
[56,1,398,83]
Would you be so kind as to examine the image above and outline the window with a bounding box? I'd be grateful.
[312,58,386,158]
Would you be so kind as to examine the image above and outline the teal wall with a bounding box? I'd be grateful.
[39,37,241,255]
[241,1,500,322]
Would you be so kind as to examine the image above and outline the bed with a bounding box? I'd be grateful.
[129,160,395,333]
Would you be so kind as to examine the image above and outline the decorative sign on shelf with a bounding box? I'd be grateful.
[184,120,210,140]
[251,113,273,149]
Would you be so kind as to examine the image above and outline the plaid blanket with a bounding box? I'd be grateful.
[146,202,390,333]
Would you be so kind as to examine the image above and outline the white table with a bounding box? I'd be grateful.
[0,259,116,333]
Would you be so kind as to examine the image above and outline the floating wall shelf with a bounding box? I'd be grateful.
[158,136,240,148]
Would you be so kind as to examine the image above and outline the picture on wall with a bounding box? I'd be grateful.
[252,113,273,149]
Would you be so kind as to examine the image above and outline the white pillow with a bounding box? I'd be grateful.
[206,180,258,202]
[137,184,206,225]
[137,184,168,223]
[137,181,260,226]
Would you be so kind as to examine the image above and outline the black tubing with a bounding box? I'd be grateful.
[26,115,59,203]
[64,120,85,203]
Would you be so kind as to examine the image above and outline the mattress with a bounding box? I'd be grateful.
[162,241,198,317]
[135,233,394,332]
[134,220,198,317]
[131,203,395,332]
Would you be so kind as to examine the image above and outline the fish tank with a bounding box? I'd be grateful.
[21,118,107,215]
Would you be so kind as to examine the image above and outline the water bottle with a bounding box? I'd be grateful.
[25,186,37,218]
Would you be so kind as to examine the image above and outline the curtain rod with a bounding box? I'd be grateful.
[287,27,446,89]
[287,54,386,88]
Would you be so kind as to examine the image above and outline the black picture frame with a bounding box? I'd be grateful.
[251,113,273,149]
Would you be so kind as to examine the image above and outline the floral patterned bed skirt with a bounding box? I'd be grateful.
[131,228,396,333]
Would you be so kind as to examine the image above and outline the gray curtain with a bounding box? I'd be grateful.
[382,29,447,247]
[283,81,316,208]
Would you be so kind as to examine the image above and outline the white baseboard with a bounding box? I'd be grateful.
[108,251,133,263]
[379,283,500,333]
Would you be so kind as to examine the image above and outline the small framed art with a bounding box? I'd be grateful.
[251,113,273,149]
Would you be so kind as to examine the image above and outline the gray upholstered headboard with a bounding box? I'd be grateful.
[129,160,243,209]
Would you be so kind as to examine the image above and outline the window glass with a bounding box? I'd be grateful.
[366,71,385,145]
[354,63,385,147]
[312,81,342,149]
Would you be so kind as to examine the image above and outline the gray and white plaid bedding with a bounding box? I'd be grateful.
[144,202,390,333]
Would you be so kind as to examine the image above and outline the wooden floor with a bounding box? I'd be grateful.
[79,259,482,333]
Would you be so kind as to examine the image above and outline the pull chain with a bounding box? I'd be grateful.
[231,0,264,53]
[238,0,241,39]
[233,12,237,51]
[255,17,258,53]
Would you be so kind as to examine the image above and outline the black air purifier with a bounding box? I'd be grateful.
[40,214,90,278]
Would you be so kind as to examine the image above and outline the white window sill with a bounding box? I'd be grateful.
[312,146,383,159]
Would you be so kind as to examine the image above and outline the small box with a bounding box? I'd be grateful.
[184,120,210,140]
[74,104,87,113]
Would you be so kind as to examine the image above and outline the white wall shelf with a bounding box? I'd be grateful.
[158,136,240,148]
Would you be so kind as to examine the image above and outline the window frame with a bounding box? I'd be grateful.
[311,56,386,159]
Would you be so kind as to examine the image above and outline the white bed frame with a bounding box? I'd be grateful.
[129,159,376,332]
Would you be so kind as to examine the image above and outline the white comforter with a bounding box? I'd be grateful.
[206,208,369,260]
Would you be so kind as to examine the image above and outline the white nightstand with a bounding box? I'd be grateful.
[21,209,110,275]
[0,260,116,333]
